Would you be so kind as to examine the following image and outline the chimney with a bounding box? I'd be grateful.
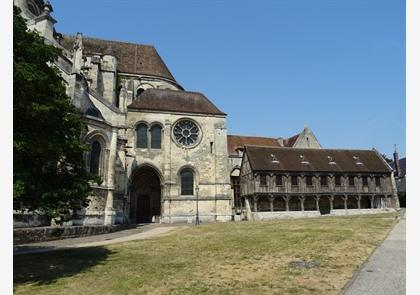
[393,145,401,177]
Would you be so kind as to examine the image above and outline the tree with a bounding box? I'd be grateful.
[13,7,99,224]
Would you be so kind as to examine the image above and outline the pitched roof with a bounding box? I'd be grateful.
[60,35,177,82]
[283,133,299,147]
[227,135,280,155]
[127,89,226,115]
[245,146,391,173]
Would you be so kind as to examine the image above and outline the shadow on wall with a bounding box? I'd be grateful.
[14,247,113,285]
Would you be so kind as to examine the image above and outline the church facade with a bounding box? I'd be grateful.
[13,0,399,227]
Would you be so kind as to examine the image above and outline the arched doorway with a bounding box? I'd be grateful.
[129,166,162,223]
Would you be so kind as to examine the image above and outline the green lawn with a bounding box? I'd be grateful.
[14,213,396,295]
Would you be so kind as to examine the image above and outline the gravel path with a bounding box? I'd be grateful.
[342,209,406,295]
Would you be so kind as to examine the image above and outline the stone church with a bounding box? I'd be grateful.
[13,0,399,227]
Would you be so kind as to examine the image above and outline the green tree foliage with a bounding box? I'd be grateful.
[13,7,99,223]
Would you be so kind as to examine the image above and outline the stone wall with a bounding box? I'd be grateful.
[126,110,232,223]
[251,208,394,221]
[14,224,130,245]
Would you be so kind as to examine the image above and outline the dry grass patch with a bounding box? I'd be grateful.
[14,213,397,295]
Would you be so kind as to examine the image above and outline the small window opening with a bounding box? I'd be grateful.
[275,175,283,186]
[291,175,298,186]
[321,175,328,186]
[260,174,267,186]
[136,88,144,97]
[362,176,369,186]
[349,176,355,186]
[375,176,381,187]
[335,175,342,186]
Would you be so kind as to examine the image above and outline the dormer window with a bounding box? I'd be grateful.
[300,155,309,164]
[328,156,336,165]
[353,156,363,165]
[271,154,280,164]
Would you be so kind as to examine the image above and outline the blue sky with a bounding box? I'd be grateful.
[52,0,405,158]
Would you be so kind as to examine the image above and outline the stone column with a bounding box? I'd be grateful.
[253,195,259,213]
[315,196,320,211]
[104,128,118,225]
[282,195,290,211]
[329,196,334,211]
[343,195,348,210]
[356,195,361,209]
[369,195,374,209]
[269,195,274,212]
[299,196,305,211]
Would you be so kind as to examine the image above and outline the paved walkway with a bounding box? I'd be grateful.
[342,210,406,295]
[14,224,180,255]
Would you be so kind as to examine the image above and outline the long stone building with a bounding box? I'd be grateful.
[13,0,399,227]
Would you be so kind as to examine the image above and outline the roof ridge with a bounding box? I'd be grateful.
[62,34,155,48]
[228,134,278,139]
[246,145,377,152]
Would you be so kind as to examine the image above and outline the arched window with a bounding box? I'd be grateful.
[150,125,162,149]
[136,88,144,98]
[181,169,194,195]
[136,123,148,148]
[90,140,101,175]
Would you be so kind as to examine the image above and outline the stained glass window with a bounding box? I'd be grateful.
[136,123,148,148]
[181,169,194,195]
[151,125,162,149]
[90,141,101,175]
[173,120,199,146]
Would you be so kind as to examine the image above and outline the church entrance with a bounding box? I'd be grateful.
[129,166,162,223]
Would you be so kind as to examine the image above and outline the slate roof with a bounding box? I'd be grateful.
[60,35,176,82]
[244,146,391,173]
[127,89,226,115]
[227,135,281,155]
[283,133,300,147]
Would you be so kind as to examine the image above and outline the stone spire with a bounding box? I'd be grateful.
[393,144,401,177]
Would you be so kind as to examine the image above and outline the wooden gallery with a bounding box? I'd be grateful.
[239,146,398,220]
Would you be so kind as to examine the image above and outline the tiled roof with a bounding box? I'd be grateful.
[127,89,226,115]
[227,135,280,155]
[60,35,176,82]
[245,146,391,173]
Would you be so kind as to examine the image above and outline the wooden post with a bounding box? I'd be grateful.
[299,196,305,211]
[343,195,348,210]
[282,195,290,211]
[269,195,274,212]
[329,196,334,211]
[253,195,259,212]
[315,195,320,211]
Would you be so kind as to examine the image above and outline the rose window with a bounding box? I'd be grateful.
[173,120,200,146]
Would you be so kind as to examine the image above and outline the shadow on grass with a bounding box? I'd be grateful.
[14,246,113,285]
